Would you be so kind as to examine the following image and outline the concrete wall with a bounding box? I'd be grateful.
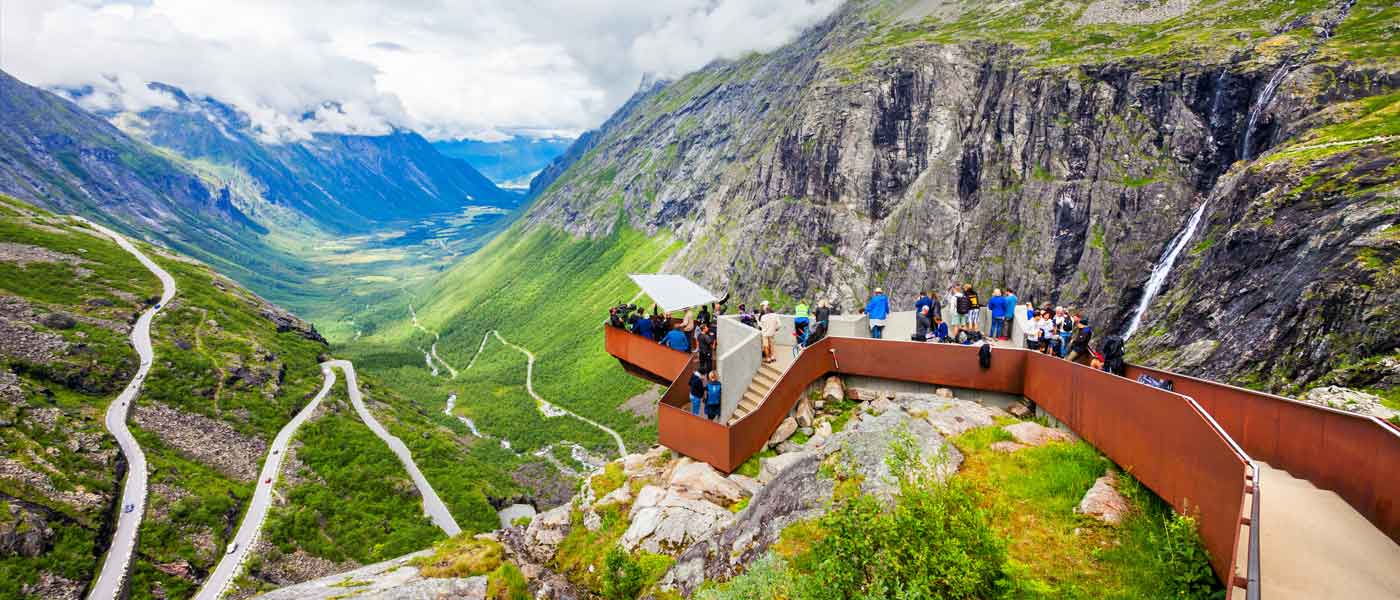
[716,316,761,421]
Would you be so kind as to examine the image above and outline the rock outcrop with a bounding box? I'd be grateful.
[1077,471,1131,525]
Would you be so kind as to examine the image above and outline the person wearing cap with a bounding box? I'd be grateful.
[865,288,889,339]
[1066,314,1094,364]
[759,306,782,364]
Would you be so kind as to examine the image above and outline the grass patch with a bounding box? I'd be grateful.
[591,462,626,498]
[412,534,505,578]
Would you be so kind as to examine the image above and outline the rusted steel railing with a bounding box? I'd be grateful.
[1129,365,1400,547]
[604,325,691,385]
[610,335,1262,595]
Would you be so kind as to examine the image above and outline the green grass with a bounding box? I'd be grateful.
[950,425,1222,598]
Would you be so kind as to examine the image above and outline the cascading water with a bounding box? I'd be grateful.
[1122,196,1212,339]
[1240,60,1294,161]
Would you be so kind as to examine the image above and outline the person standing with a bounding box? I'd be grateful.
[697,322,716,374]
[914,305,932,341]
[964,284,982,332]
[865,288,890,339]
[794,300,811,339]
[661,325,691,352]
[759,307,782,364]
[953,285,970,336]
[988,289,1005,339]
[704,371,723,421]
[1067,316,1094,364]
[915,291,933,319]
[1055,307,1073,358]
[1001,289,1018,341]
[808,299,831,346]
[688,369,705,416]
[1025,311,1043,349]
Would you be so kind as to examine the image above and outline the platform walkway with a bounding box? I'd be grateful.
[1258,463,1400,599]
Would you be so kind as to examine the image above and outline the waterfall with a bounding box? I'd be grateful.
[1209,71,1228,129]
[1122,196,1212,339]
[1240,60,1294,161]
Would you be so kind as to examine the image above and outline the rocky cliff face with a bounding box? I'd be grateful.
[524,0,1398,392]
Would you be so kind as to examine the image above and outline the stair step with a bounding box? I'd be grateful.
[760,363,783,377]
[753,372,778,388]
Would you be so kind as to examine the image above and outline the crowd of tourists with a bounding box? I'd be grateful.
[892,284,1124,375]
[607,281,1131,420]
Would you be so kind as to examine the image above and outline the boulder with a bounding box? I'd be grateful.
[776,441,804,454]
[663,452,834,595]
[1004,421,1074,446]
[1077,471,1130,524]
[758,452,814,485]
[896,393,1008,437]
[1007,403,1033,418]
[621,488,733,555]
[935,387,955,399]
[520,504,572,563]
[727,473,762,496]
[989,441,1027,453]
[869,396,895,415]
[795,397,816,428]
[814,421,832,438]
[594,485,633,509]
[0,503,53,558]
[768,417,798,446]
[1302,386,1396,419]
[846,387,882,402]
[829,408,963,497]
[669,462,747,505]
[822,376,845,402]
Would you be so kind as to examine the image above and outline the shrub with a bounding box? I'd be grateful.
[487,562,530,600]
[591,462,626,498]
[412,535,504,578]
[1158,514,1220,599]
[695,554,795,600]
[601,547,645,600]
[793,429,1010,599]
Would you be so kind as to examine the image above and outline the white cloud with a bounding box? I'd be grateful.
[1,0,840,142]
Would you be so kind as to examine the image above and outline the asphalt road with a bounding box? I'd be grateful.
[192,365,337,600]
[328,360,462,537]
[80,219,176,600]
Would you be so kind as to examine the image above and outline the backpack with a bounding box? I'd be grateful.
[978,343,992,369]
[1137,374,1174,391]
[956,295,971,314]
[968,291,980,309]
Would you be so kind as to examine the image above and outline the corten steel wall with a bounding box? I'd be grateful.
[608,336,1255,592]
[605,325,690,385]
[656,354,731,468]
[1034,356,1250,584]
[727,338,838,471]
[831,338,1025,395]
[1130,365,1400,546]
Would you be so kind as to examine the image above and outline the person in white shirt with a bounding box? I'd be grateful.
[1024,312,1042,350]
[1038,310,1058,354]
[759,307,782,364]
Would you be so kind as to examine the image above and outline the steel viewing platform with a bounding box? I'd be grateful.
[604,316,1400,600]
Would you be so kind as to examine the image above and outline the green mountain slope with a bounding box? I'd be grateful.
[0,194,505,599]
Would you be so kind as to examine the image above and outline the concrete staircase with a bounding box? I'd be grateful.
[728,361,785,424]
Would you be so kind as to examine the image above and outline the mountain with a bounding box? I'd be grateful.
[114,83,519,233]
[508,0,1397,396]
[432,136,574,190]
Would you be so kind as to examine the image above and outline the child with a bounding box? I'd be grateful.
[704,371,723,421]
[688,369,705,416]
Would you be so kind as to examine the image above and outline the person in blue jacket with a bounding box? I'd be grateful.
[661,327,690,352]
[704,371,723,421]
[914,290,933,318]
[988,289,1006,339]
[632,312,653,339]
[688,369,705,416]
[1001,288,1019,341]
[932,315,950,342]
[865,287,889,338]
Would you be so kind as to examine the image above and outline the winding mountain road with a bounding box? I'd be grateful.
[488,331,628,458]
[329,360,461,537]
[79,218,176,600]
[193,365,336,600]
[195,360,461,599]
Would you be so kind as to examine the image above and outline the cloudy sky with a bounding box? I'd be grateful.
[0,0,840,142]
